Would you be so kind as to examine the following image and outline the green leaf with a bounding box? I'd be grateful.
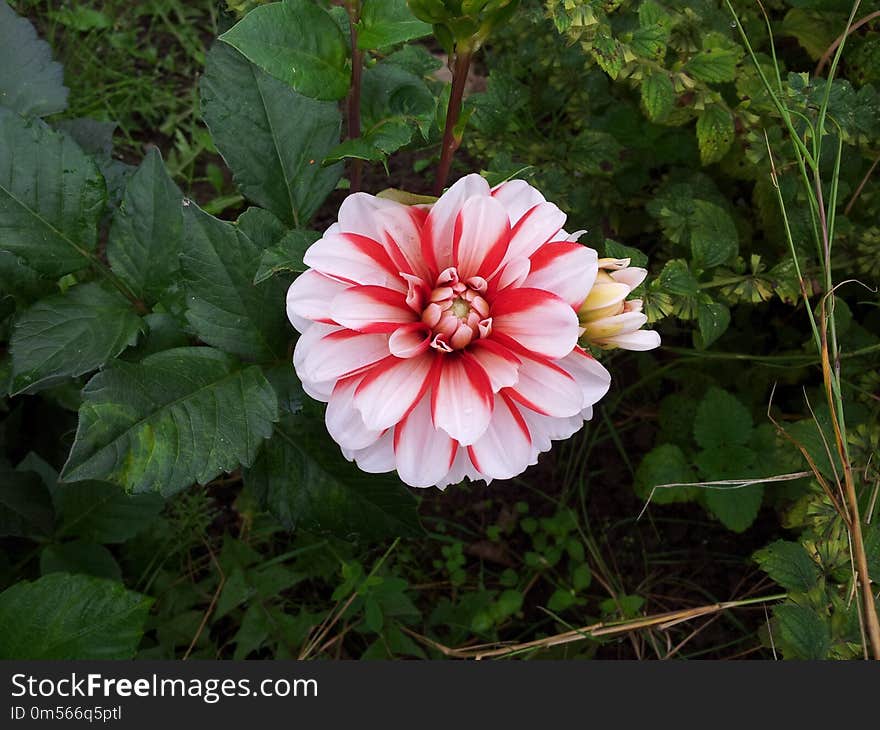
[656,259,699,295]
[182,203,288,360]
[0,108,105,276]
[634,443,697,504]
[0,468,54,538]
[0,573,151,659]
[604,238,648,268]
[61,347,278,495]
[0,2,68,118]
[774,603,830,660]
[40,541,121,581]
[754,540,820,593]
[219,0,349,101]
[702,481,763,533]
[689,200,738,267]
[55,480,164,544]
[696,296,730,348]
[591,28,626,79]
[781,9,839,61]
[324,137,388,165]
[107,149,183,304]
[245,413,423,540]
[642,72,675,122]
[696,105,734,165]
[201,42,343,227]
[685,34,743,83]
[9,282,144,395]
[694,387,753,449]
[254,230,320,284]
[357,0,432,49]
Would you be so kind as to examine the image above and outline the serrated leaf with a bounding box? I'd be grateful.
[0,468,54,538]
[362,63,435,140]
[40,541,121,581]
[690,200,738,267]
[696,296,730,348]
[591,28,626,79]
[642,72,675,122]
[245,413,423,540]
[782,9,839,60]
[634,443,697,504]
[357,0,432,49]
[9,282,144,395]
[107,149,183,304]
[182,203,288,360]
[685,35,743,83]
[657,259,699,295]
[253,230,320,284]
[774,603,830,660]
[201,42,343,227]
[632,24,669,62]
[697,105,734,165]
[219,0,349,101]
[0,108,105,276]
[694,387,753,449]
[702,483,763,533]
[0,573,151,659]
[0,2,69,118]
[754,540,820,593]
[604,238,648,268]
[61,347,278,495]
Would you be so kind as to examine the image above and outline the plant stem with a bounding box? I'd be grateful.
[345,1,363,194]
[433,47,473,196]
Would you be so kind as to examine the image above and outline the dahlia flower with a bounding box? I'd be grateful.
[577,258,661,351]
[286,174,659,488]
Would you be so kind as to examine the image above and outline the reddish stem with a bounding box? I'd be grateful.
[346,2,363,193]
[433,48,473,196]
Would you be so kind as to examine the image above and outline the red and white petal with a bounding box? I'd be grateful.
[326,377,383,451]
[347,430,396,474]
[452,195,511,279]
[299,328,390,385]
[330,285,417,333]
[354,352,437,431]
[491,288,579,359]
[373,204,431,280]
[435,447,489,489]
[505,353,583,418]
[519,408,585,453]
[604,329,661,351]
[467,394,533,480]
[490,257,530,294]
[389,322,432,358]
[525,242,598,310]
[467,339,521,392]
[558,347,611,409]
[491,179,546,223]
[431,353,494,445]
[610,266,647,290]
[303,232,406,292]
[393,398,457,488]
[336,192,401,240]
[286,270,349,332]
[422,173,490,274]
[504,202,566,261]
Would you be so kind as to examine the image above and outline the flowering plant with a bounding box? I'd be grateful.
[288,174,658,487]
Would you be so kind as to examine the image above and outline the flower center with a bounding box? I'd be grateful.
[420,268,491,351]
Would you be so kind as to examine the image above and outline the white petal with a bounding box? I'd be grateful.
[557,348,611,409]
[467,394,533,480]
[393,398,457,488]
[286,270,349,332]
[491,179,546,223]
[431,354,494,445]
[326,377,383,451]
[604,329,661,351]
[354,352,436,431]
[525,242,598,309]
[424,174,490,272]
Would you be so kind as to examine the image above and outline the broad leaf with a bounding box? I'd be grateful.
[634,443,697,504]
[245,413,423,540]
[219,0,349,101]
[201,42,343,227]
[696,296,730,348]
[40,541,121,581]
[107,148,183,304]
[357,0,432,49]
[0,468,54,538]
[696,104,734,165]
[56,480,164,544]
[642,72,675,122]
[9,282,144,395]
[0,108,105,276]
[754,540,820,593]
[0,1,69,118]
[62,347,278,495]
[774,603,830,660]
[0,573,151,659]
[694,388,752,449]
[182,203,288,360]
[254,230,319,284]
